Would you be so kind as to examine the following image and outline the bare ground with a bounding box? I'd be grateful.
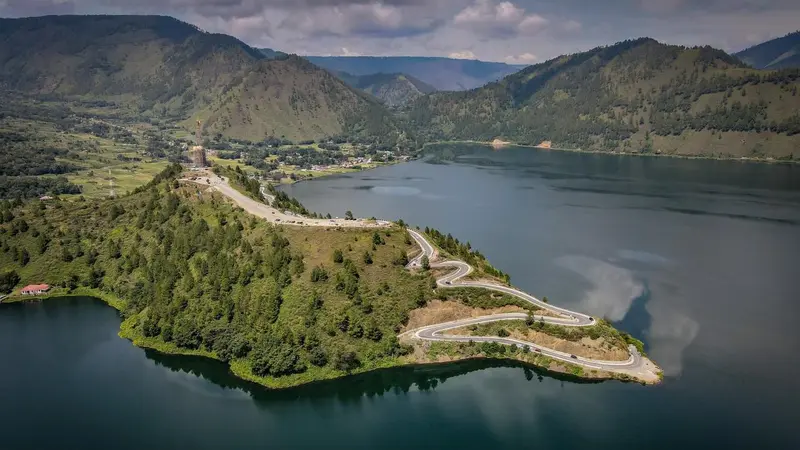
[402,300,526,332]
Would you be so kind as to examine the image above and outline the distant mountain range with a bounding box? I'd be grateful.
[305,56,526,91]
[259,48,438,106]
[735,31,800,69]
[1,16,798,160]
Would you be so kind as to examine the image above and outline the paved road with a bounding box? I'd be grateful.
[403,228,654,376]
[186,173,654,379]
[183,171,390,229]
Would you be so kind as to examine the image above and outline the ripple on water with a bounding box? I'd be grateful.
[370,186,422,196]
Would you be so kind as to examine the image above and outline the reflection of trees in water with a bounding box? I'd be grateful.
[146,351,602,406]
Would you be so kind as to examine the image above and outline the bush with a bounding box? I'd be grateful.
[333,351,360,372]
[0,270,20,294]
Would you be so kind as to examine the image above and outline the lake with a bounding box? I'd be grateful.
[2,144,799,449]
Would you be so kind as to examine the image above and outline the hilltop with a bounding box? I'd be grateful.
[408,38,800,159]
[193,56,394,142]
[735,31,800,70]
[336,72,436,108]
[0,15,395,143]
[307,56,525,91]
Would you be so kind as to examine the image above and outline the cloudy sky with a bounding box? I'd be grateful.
[1,0,799,63]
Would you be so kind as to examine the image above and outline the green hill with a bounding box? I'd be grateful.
[409,38,800,159]
[0,16,394,143]
[735,31,800,69]
[335,72,436,107]
[192,56,395,142]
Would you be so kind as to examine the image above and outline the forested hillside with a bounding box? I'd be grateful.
[735,31,800,70]
[409,38,800,159]
[193,56,396,141]
[0,165,433,387]
[0,16,399,143]
[336,72,436,107]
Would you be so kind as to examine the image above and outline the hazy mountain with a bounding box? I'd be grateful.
[334,72,436,107]
[258,47,289,60]
[0,16,392,142]
[735,31,800,69]
[306,56,525,91]
[410,38,800,159]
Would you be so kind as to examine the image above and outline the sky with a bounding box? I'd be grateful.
[1,0,799,63]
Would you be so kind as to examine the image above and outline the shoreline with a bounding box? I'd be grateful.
[1,290,657,388]
[421,140,799,165]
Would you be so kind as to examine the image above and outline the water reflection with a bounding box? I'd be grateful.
[557,255,645,321]
[145,351,602,406]
[644,301,699,376]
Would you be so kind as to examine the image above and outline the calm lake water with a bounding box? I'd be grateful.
[3,145,800,449]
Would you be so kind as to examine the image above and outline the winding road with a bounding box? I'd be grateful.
[184,171,659,382]
[403,229,659,381]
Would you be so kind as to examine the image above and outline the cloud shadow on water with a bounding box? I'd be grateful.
[556,255,698,376]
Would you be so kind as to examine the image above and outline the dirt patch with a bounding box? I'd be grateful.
[447,325,629,361]
[403,300,525,332]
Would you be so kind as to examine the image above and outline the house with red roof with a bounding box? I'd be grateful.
[20,284,50,296]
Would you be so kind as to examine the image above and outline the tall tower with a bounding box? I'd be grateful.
[195,120,202,147]
[192,120,207,167]
[108,169,116,198]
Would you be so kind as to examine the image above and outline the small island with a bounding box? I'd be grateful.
[0,164,661,388]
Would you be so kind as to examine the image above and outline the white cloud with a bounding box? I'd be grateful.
[505,52,538,64]
[453,0,550,38]
[340,47,363,56]
[449,50,477,59]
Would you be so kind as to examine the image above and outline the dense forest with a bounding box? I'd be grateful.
[0,165,443,386]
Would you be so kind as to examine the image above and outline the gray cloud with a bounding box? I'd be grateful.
[1,0,798,60]
[279,2,444,38]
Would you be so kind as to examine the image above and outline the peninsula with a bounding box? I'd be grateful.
[0,164,661,387]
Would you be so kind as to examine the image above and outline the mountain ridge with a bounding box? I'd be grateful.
[408,38,800,159]
[335,72,436,107]
[0,15,396,142]
[735,31,800,69]
[307,55,526,91]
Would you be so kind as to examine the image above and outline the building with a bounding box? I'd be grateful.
[20,284,50,296]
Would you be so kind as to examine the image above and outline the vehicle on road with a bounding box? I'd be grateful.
[570,354,578,359]
[534,348,541,353]
[445,281,451,285]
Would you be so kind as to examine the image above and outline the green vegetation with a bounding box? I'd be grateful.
[0,270,20,294]
[437,287,540,313]
[0,15,409,148]
[460,318,635,355]
[408,38,800,159]
[0,165,449,388]
[423,226,510,282]
[338,72,437,108]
